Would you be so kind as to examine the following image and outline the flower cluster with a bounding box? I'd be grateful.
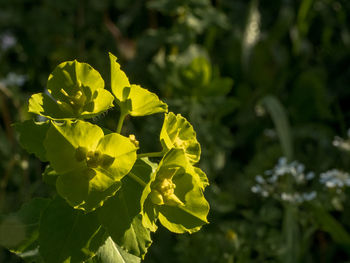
[251,157,317,204]
[333,129,350,151]
[319,169,350,192]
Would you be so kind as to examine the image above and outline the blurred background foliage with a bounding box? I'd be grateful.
[1,0,350,262]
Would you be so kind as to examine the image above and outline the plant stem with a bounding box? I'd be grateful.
[137,152,164,158]
[128,172,147,187]
[116,111,127,133]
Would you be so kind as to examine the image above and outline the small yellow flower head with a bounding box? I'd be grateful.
[151,178,184,207]
[129,134,139,148]
[75,147,115,170]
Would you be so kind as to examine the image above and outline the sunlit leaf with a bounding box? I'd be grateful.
[87,237,141,263]
[29,60,114,119]
[141,148,209,233]
[109,53,167,116]
[160,112,201,164]
[44,120,137,211]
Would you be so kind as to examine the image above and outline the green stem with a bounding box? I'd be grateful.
[128,172,147,187]
[116,110,127,133]
[137,152,164,158]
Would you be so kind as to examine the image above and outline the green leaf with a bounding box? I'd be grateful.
[56,171,122,212]
[0,198,50,254]
[109,53,168,116]
[193,167,209,190]
[29,60,114,119]
[44,120,104,174]
[109,53,131,100]
[14,120,50,161]
[42,165,59,186]
[44,120,137,211]
[310,204,350,249]
[98,159,153,258]
[39,197,106,263]
[160,112,201,164]
[141,148,209,233]
[87,237,141,263]
[28,93,67,119]
[140,182,158,232]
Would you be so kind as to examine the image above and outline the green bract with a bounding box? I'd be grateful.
[29,60,114,119]
[14,120,50,162]
[44,120,137,211]
[160,112,201,164]
[10,53,210,262]
[109,53,168,117]
[141,148,209,233]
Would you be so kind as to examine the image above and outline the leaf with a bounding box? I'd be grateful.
[42,165,59,186]
[109,53,168,116]
[98,159,153,258]
[14,120,50,161]
[56,172,122,212]
[0,198,50,254]
[44,120,104,174]
[140,193,158,232]
[160,112,201,164]
[109,53,131,100]
[39,197,106,263]
[310,204,350,249]
[193,167,209,190]
[157,158,209,233]
[28,93,67,119]
[44,120,137,211]
[87,237,141,263]
[141,148,209,233]
[29,60,114,119]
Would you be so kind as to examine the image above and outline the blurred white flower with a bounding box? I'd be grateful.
[320,169,350,189]
[0,33,16,50]
[251,157,317,204]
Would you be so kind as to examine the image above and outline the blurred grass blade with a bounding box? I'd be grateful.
[260,95,293,160]
[311,205,350,249]
[260,95,296,262]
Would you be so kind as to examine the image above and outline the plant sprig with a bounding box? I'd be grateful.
[3,53,210,263]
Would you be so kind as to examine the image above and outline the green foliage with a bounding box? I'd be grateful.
[110,53,167,118]
[29,61,114,120]
[2,0,350,262]
[0,198,50,256]
[141,148,209,234]
[38,197,105,263]
[0,54,209,262]
[160,112,201,164]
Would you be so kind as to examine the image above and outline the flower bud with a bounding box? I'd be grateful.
[150,190,164,205]
[129,134,139,148]
[75,146,88,162]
